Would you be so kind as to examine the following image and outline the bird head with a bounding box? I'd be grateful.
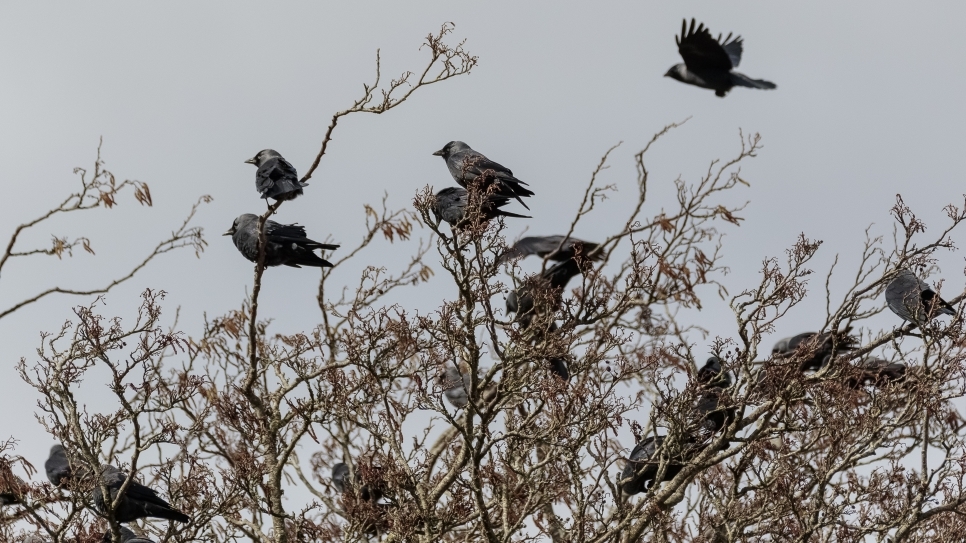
[664,64,686,81]
[245,149,280,166]
[432,141,469,159]
[225,214,260,236]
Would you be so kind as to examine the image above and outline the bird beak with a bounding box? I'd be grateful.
[222,229,233,236]
[244,157,256,165]
[432,149,445,157]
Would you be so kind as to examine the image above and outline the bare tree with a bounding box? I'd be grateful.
[0,139,208,321]
[5,22,966,543]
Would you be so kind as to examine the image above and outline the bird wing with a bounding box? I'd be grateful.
[498,236,569,263]
[255,157,301,194]
[265,222,308,241]
[543,259,582,289]
[456,150,514,178]
[677,19,740,71]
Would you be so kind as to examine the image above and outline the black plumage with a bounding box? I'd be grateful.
[506,259,583,329]
[245,149,307,202]
[665,19,776,97]
[432,186,530,228]
[92,464,189,523]
[694,356,734,435]
[772,330,858,372]
[224,213,339,268]
[331,462,383,502]
[844,359,907,389]
[619,436,684,496]
[433,141,535,209]
[0,461,27,506]
[548,358,570,382]
[45,445,74,487]
[497,235,600,265]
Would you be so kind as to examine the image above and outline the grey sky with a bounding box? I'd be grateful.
[2,1,965,489]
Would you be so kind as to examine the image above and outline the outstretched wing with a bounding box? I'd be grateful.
[677,19,741,71]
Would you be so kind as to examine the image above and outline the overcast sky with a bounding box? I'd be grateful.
[2,1,965,488]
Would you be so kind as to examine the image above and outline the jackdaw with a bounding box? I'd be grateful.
[0,461,28,505]
[694,356,734,435]
[45,445,74,487]
[506,259,583,329]
[497,235,600,265]
[844,358,907,389]
[245,149,307,202]
[619,436,684,495]
[432,186,530,228]
[224,214,340,268]
[772,330,858,372]
[885,269,956,324]
[331,462,383,502]
[548,358,570,382]
[433,141,535,209]
[441,366,472,409]
[102,527,156,543]
[92,464,189,523]
[666,19,776,97]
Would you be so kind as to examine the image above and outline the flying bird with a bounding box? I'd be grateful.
[666,19,776,97]
[224,214,340,268]
[432,186,530,228]
[245,149,307,202]
[92,464,189,523]
[619,436,684,496]
[885,269,957,324]
[433,141,535,209]
[497,235,600,265]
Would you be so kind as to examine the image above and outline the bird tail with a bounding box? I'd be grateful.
[494,178,535,210]
[731,72,776,90]
[288,253,335,268]
[497,209,532,220]
[145,504,190,523]
[305,241,341,252]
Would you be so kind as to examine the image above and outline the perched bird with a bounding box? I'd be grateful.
[45,445,75,487]
[497,235,600,265]
[666,19,776,97]
[433,142,535,209]
[620,436,684,495]
[694,356,734,435]
[844,358,907,389]
[432,186,530,228]
[92,464,189,523]
[506,259,584,329]
[224,214,339,268]
[245,149,307,202]
[441,366,472,409]
[772,330,858,372]
[331,462,383,502]
[0,461,28,505]
[548,358,570,382]
[102,526,156,543]
[885,269,956,324]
